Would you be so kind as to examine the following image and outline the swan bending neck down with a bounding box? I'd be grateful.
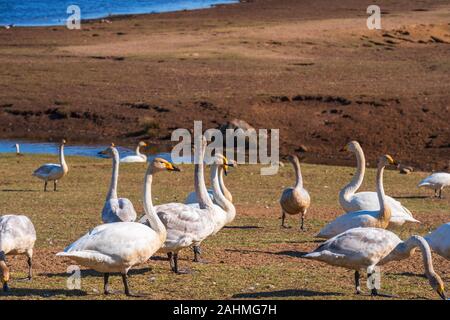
[101,144,137,223]
[339,141,418,227]
[279,155,311,230]
[418,172,450,199]
[304,227,446,299]
[56,158,177,296]
[120,141,148,163]
[140,137,226,273]
[0,215,36,292]
[32,139,68,191]
[317,155,395,239]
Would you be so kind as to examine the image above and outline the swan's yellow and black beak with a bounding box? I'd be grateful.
[165,161,181,172]
[437,285,446,300]
[385,154,398,166]
[222,157,235,176]
[339,145,349,152]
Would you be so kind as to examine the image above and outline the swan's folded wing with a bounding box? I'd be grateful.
[33,163,61,176]
[115,198,137,222]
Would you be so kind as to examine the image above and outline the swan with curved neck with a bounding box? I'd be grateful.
[304,228,446,299]
[139,137,227,272]
[0,215,36,292]
[425,222,450,260]
[317,155,396,239]
[32,139,69,191]
[56,158,177,296]
[101,143,137,223]
[339,141,419,227]
[120,141,148,163]
[185,157,234,205]
[279,155,311,230]
[183,154,236,262]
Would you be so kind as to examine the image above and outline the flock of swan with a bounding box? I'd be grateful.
[0,138,449,299]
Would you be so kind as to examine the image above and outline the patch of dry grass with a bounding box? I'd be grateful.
[0,154,448,300]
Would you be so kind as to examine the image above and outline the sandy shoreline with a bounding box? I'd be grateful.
[0,0,449,170]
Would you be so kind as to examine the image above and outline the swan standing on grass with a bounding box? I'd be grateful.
[120,141,148,163]
[0,215,36,292]
[182,154,236,261]
[279,155,310,230]
[185,155,234,205]
[100,144,137,223]
[304,227,446,299]
[32,139,68,192]
[56,158,179,296]
[418,172,450,199]
[317,155,396,239]
[425,223,450,260]
[139,137,226,272]
[339,141,418,227]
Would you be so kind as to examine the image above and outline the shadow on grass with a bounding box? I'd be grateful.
[1,189,39,192]
[390,271,426,278]
[393,195,430,199]
[0,288,85,297]
[225,249,309,258]
[232,289,342,298]
[40,267,152,278]
[224,226,262,229]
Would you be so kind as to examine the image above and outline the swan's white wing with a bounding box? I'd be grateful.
[184,190,214,205]
[120,155,146,163]
[346,192,418,225]
[139,203,215,251]
[57,222,158,272]
[102,198,137,223]
[418,173,450,188]
[425,223,450,260]
[0,215,36,254]
[32,163,61,178]
[306,227,400,269]
[317,210,379,239]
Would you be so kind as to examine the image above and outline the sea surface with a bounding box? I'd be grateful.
[0,0,238,26]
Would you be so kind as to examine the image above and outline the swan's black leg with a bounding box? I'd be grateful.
[44,181,47,192]
[193,246,209,264]
[439,189,443,199]
[122,273,146,297]
[103,273,111,294]
[300,213,306,231]
[54,180,57,191]
[281,211,289,228]
[173,253,191,274]
[27,256,32,280]
[354,271,361,294]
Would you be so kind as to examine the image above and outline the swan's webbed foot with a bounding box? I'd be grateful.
[370,288,397,298]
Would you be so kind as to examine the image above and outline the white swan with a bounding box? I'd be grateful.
[182,154,237,262]
[139,137,227,272]
[418,172,450,198]
[57,157,179,296]
[279,155,311,230]
[32,139,69,192]
[0,215,36,292]
[184,157,234,205]
[120,141,148,163]
[101,144,137,223]
[317,155,395,239]
[339,141,418,227]
[12,143,22,156]
[304,227,446,299]
[425,222,450,260]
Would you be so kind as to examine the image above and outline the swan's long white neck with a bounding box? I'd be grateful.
[106,148,119,200]
[136,144,143,157]
[194,141,214,210]
[59,143,68,173]
[375,161,391,228]
[143,166,167,244]
[211,164,235,223]
[218,166,232,203]
[291,157,303,189]
[340,144,365,201]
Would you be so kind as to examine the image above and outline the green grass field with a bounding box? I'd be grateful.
[0,154,448,300]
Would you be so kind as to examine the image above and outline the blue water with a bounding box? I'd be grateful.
[0,0,238,26]
[0,139,181,162]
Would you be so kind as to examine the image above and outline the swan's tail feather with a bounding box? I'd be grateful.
[56,251,114,264]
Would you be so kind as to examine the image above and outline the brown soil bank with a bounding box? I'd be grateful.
[0,0,449,171]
